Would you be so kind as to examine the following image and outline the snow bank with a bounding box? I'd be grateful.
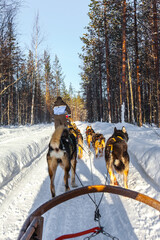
[0,124,54,188]
[124,123,160,187]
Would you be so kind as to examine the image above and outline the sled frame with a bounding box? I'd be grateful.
[18,185,160,240]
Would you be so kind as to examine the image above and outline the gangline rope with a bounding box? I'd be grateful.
[70,137,119,239]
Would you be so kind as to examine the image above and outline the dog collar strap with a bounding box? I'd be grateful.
[108,144,113,152]
[117,136,124,141]
[111,137,116,142]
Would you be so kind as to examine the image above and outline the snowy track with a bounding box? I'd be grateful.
[0,122,160,240]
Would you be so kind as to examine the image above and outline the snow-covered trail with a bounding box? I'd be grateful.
[0,142,49,239]
[0,122,160,240]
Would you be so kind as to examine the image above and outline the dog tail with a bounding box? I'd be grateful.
[113,159,125,172]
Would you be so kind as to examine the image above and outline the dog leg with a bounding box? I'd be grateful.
[123,169,129,188]
[71,156,77,187]
[108,169,118,185]
[95,147,98,158]
[64,167,70,191]
[88,135,92,148]
[78,138,83,159]
[47,156,58,198]
[106,154,118,186]
[78,146,83,159]
[79,147,83,159]
[62,155,70,192]
[99,147,103,157]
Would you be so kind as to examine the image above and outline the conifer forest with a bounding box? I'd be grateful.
[0,0,159,126]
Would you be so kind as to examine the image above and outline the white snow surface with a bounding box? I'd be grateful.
[0,122,160,240]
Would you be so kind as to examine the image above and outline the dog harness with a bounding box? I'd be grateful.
[108,136,124,153]
[116,136,124,141]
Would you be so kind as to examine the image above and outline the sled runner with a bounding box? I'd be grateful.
[18,185,160,240]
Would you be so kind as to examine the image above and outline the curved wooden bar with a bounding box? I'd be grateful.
[18,185,160,240]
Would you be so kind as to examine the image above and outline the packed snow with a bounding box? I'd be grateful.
[0,122,160,240]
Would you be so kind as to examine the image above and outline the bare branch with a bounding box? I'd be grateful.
[0,74,26,95]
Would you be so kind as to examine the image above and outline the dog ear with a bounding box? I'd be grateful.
[122,126,126,133]
[114,127,117,132]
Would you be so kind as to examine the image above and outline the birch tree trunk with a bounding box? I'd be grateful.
[31,72,35,125]
[31,12,41,125]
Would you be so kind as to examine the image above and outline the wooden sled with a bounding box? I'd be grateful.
[18,185,160,240]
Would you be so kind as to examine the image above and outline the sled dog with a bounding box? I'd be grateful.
[77,131,83,159]
[105,126,129,188]
[47,126,77,197]
[92,133,105,158]
[86,126,95,148]
[68,125,83,159]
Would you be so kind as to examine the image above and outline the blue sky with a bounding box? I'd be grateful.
[17,0,90,92]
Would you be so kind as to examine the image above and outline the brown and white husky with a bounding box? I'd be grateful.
[47,126,77,198]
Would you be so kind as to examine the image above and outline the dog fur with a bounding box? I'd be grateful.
[47,126,77,197]
[92,133,105,158]
[86,126,95,148]
[105,126,129,188]
[68,125,83,159]
[77,131,83,159]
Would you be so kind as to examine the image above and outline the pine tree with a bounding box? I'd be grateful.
[43,50,53,122]
[52,55,65,97]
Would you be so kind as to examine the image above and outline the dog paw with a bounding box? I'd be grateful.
[71,183,78,188]
[52,193,55,198]
[65,186,70,192]
[114,180,119,186]
[71,180,78,187]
